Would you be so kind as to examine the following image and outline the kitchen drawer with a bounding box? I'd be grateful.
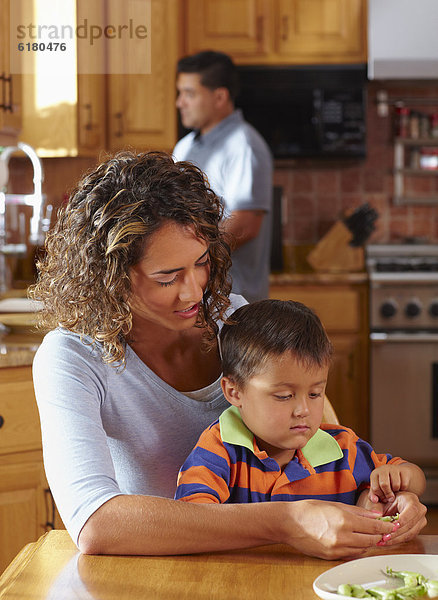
[0,366,41,454]
[269,286,361,332]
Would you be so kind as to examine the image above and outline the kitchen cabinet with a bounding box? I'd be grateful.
[0,0,22,145]
[20,1,106,157]
[0,366,62,575]
[185,0,367,65]
[269,280,369,439]
[107,0,180,153]
[393,137,438,205]
[20,0,179,156]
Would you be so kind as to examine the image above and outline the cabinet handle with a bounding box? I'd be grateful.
[0,415,4,428]
[5,75,12,112]
[114,112,123,137]
[44,488,56,530]
[281,15,289,41]
[84,103,93,131]
[0,73,5,110]
[347,352,355,380]
[256,15,264,45]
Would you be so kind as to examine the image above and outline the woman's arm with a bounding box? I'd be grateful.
[78,495,402,560]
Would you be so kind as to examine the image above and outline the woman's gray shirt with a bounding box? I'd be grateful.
[33,294,246,545]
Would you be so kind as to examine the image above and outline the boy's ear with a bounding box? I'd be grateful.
[221,376,242,407]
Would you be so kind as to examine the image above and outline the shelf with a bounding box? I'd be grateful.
[395,137,438,146]
[394,195,438,206]
[395,168,438,175]
[393,137,438,205]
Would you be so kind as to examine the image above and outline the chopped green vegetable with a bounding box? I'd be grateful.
[351,584,372,598]
[336,568,438,600]
[367,588,396,599]
[426,580,438,597]
[377,514,400,523]
[386,569,426,586]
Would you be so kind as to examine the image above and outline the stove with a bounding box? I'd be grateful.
[366,244,438,506]
[367,244,438,332]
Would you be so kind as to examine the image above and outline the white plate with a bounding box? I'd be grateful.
[313,554,438,600]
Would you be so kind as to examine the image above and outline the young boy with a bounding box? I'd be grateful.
[175,299,425,513]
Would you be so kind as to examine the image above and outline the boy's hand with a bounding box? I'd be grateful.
[369,464,410,504]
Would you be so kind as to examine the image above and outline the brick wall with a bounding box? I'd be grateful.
[8,80,438,251]
[274,81,438,247]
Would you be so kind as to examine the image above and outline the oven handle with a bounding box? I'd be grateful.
[370,332,438,343]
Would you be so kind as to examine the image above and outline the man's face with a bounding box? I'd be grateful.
[176,73,220,134]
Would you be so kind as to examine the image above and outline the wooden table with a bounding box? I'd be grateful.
[0,531,437,600]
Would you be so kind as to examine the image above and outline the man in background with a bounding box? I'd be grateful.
[173,50,273,303]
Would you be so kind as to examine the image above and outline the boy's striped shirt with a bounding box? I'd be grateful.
[175,406,404,504]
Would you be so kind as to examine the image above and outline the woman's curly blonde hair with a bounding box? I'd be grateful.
[29,151,232,366]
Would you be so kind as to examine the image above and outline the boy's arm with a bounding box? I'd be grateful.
[369,462,426,504]
[175,426,232,504]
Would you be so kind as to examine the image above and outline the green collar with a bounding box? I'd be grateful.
[219,406,343,468]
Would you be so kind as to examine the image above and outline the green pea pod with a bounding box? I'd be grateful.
[338,584,353,596]
[367,587,396,599]
[426,580,438,597]
[350,584,372,598]
[378,514,400,523]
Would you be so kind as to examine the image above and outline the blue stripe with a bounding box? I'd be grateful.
[352,438,389,486]
[224,443,280,473]
[175,483,221,502]
[229,487,272,503]
[325,427,349,436]
[227,489,358,504]
[313,449,350,473]
[180,447,231,484]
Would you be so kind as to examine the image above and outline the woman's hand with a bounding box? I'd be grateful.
[281,499,396,560]
[376,491,427,547]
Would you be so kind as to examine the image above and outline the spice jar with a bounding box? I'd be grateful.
[394,105,410,138]
[409,111,420,139]
[431,113,438,139]
[410,147,420,169]
[420,147,438,170]
[419,113,430,139]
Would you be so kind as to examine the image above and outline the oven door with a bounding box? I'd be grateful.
[370,332,438,504]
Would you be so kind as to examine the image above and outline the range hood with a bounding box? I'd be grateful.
[368,0,438,79]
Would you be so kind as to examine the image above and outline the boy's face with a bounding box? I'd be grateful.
[222,351,328,468]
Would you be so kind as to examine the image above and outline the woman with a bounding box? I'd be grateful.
[31,151,426,559]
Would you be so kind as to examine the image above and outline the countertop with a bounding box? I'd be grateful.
[269,270,368,285]
[0,314,43,368]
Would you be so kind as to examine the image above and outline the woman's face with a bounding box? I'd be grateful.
[129,221,210,332]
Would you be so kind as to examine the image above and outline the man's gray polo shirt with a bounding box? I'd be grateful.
[173,109,273,303]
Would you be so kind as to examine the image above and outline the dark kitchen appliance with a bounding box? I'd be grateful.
[367,244,438,505]
[235,64,367,159]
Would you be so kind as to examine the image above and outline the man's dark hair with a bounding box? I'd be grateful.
[220,299,333,389]
[177,50,239,102]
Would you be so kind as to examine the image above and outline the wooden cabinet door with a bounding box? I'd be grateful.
[185,0,270,59]
[107,0,179,152]
[326,333,368,440]
[0,0,22,142]
[269,283,369,439]
[0,461,45,574]
[274,0,367,63]
[76,0,106,154]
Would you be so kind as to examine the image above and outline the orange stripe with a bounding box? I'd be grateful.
[177,494,219,504]
[229,462,279,494]
[181,464,231,502]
